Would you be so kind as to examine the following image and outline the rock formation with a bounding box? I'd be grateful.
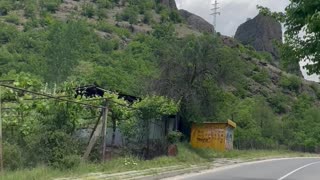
[159,0,178,10]
[235,14,282,63]
[179,9,214,34]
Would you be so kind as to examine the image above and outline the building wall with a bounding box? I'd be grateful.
[225,126,234,150]
[191,123,228,151]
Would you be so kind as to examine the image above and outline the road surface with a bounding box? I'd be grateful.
[173,158,320,180]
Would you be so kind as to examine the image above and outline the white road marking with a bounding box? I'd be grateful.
[278,161,320,180]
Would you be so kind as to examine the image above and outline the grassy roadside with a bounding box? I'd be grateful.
[2,143,319,180]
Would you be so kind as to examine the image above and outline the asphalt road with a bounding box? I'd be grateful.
[176,158,320,180]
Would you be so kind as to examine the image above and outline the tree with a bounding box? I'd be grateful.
[44,20,99,84]
[258,1,320,75]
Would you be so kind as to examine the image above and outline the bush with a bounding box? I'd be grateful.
[310,83,320,100]
[143,10,153,24]
[40,0,61,13]
[3,142,25,170]
[96,21,130,38]
[0,23,17,44]
[252,68,270,84]
[169,10,182,23]
[280,75,301,93]
[120,6,139,24]
[53,155,81,170]
[268,93,289,114]
[25,3,37,18]
[96,0,112,9]
[167,131,183,144]
[26,131,80,168]
[0,1,13,16]
[82,3,96,18]
[260,52,273,62]
[5,13,20,25]
[97,8,108,19]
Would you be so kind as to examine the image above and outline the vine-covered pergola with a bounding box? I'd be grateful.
[0,81,112,171]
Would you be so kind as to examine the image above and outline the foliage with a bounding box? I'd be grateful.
[5,12,20,25]
[0,0,13,16]
[119,6,139,24]
[167,131,183,144]
[258,1,320,74]
[40,0,62,13]
[133,95,179,120]
[252,68,270,84]
[279,75,301,93]
[3,142,25,170]
[82,3,96,18]
[0,0,320,173]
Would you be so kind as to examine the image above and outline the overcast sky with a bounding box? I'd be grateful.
[175,0,319,82]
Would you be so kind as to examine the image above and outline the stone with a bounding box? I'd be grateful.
[167,144,178,156]
[235,14,282,63]
[179,9,214,34]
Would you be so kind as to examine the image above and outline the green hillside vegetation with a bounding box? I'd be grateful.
[0,0,320,172]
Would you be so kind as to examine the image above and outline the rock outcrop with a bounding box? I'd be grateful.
[235,14,282,63]
[179,9,214,34]
[159,0,178,10]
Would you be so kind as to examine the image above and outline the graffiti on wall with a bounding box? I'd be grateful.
[194,127,225,145]
[225,127,233,150]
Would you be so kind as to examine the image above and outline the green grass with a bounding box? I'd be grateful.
[2,143,318,180]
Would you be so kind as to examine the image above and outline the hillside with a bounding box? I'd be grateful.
[0,0,320,171]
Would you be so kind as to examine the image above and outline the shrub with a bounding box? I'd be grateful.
[252,68,270,84]
[260,52,273,62]
[169,10,182,23]
[25,3,37,18]
[0,1,13,16]
[310,83,320,100]
[53,155,81,170]
[121,6,139,24]
[280,75,301,93]
[40,0,61,13]
[5,12,20,25]
[167,131,183,144]
[96,22,130,38]
[160,9,170,22]
[143,10,153,24]
[82,3,96,18]
[268,93,289,114]
[0,23,17,44]
[97,8,108,19]
[96,0,112,9]
[3,142,24,170]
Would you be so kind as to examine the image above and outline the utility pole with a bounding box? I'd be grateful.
[0,86,3,172]
[210,0,220,36]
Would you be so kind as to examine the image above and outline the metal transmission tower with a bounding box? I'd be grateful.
[211,0,220,35]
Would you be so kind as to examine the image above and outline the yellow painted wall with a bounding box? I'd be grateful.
[191,123,227,152]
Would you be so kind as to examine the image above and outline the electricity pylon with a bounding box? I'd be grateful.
[210,0,220,36]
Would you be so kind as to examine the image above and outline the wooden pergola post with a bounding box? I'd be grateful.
[101,102,109,162]
[0,86,3,172]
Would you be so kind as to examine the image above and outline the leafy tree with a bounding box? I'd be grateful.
[44,20,100,84]
[258,1,320,74]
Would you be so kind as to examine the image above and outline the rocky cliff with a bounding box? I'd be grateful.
[235,14,282,64]
[179,9,214,34]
